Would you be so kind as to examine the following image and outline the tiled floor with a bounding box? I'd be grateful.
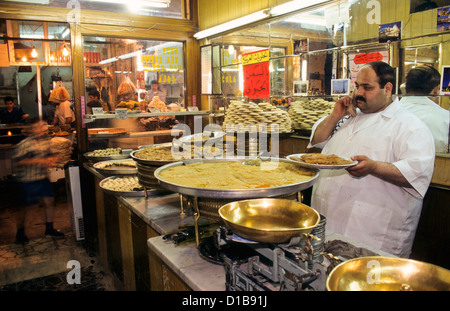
[0,178,117,291]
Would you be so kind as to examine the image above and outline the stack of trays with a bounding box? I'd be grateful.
[223,101,292,133]
[289,99,334,130]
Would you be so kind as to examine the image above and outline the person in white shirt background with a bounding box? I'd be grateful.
[308,61,435,258]
[49,86,75,128]
[400,65,449,153]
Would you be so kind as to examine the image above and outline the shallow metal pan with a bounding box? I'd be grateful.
[154,158,319,199]
[84,149,132,163]
[99,175,163,197]
[93,159,137,176]
[218,198,320,243]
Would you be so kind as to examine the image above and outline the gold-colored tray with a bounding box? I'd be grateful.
[218,198,320,243]
[326,256,450,291]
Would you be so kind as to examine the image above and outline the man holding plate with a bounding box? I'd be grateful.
[308,61,435,258]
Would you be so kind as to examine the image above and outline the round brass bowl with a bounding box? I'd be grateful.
[218,198,320,243]
[326,256,450,291]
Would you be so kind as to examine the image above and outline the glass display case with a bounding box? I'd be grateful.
[200,2,450,154]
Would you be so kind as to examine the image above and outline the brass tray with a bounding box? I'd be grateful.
[218,198,320,243]
[154,158,319,199]
[326,256,450,291]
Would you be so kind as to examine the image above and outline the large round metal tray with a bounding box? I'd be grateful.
[326,256,450,291]
[84,149,132,163]
[99,175,161,197]
[93,159,137,176]
[154,158,319,199]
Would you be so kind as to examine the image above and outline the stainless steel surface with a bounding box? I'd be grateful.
[326,256,450,291]
[154,158,319,199]
[218,198,320,243]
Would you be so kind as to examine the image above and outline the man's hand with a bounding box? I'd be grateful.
[347,155,412,188]
[346,155,376,177]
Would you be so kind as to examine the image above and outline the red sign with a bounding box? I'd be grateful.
[243,49,270,99]
[353,52,383,64]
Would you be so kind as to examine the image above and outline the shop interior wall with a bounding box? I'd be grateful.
[198,0,291,30]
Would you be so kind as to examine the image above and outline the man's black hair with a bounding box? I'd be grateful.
[405,65,441,95]
[364,61,396,91]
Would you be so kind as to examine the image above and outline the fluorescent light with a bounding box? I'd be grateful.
[194,10,269,40]
[88,0,170,8]
[270,0,330,16]
[194,0,332,40]
[285,14,327,26]
[99,57,118,65]
[4,0,50,4]
[61,28,70,39]
[118,50,142,60]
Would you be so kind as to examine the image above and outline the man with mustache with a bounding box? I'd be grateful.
[308,61,435,257]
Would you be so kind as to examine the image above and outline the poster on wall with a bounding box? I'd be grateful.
[331,79,350,96]
[378,21,402,43]
[437,6,450,32]
[293,81,309,96]
[440,66,450,95]
[242,49,270,99]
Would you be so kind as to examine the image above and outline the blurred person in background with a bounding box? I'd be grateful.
[0,96,29,124]
[145,80,166,103]
[86,89,109,114]
[12,117,64,244]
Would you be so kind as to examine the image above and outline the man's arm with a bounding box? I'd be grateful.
[347,155,412,188]
[311,96,354,145]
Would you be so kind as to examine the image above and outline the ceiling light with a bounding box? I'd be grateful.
[61,28,70,39]
[88,0,170,8]
[62,45,69,56]
[194,10,269,40]
[194,0,332,40]
[270,0,330,17]
[285,14,327,26]
[4,0,50,4]
[31,46,38,58]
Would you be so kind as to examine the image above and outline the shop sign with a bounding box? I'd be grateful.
[242,49,270,99]
[353,52,384,64]
[140,46,183,74]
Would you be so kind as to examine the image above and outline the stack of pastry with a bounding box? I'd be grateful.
[223,101,292,133]
[289,99,334,130]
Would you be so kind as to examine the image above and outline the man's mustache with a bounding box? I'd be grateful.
[355,96,366,102]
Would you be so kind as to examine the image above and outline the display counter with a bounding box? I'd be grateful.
[146,227,395,291]
[83,162,395,291]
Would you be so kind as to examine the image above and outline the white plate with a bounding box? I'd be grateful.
[286,153,358,169]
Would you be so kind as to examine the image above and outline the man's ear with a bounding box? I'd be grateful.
[384,82,393,95]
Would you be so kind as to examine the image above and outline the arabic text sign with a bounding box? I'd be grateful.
[243,49,270,99]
